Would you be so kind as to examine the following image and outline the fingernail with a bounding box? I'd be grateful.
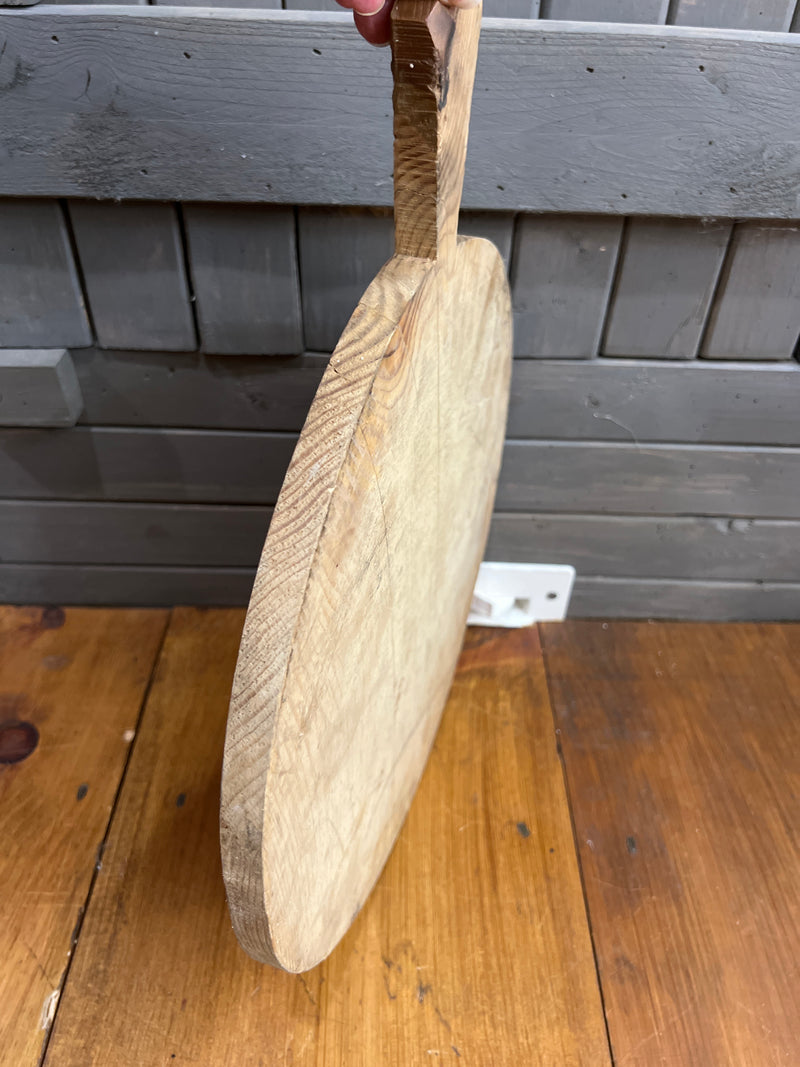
[354,0,385,13]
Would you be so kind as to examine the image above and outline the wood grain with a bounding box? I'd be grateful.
[44,611,610,1065]
[221,0,513,970]
[540,620,800,1065]
[392,0,480,258]
[223,236,512,969]
[0,606,167,1066]
[2,13,800,218]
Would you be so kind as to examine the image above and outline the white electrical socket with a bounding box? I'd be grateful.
[467,562,575,628]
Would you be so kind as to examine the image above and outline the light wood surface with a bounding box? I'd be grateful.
[541,620,800,1065]
[44,611,610,1066]
[0,606,167,1066]
[392,0,480,259]
[221,0,512,970]
[223,238,510,970]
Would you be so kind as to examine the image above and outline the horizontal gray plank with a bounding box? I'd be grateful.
[497,440,800,516]
[3,500,798,581]
[1,564,798,618]
[508,359,800,445]
[70,351,800,446]
[0,426,297,502]
[0,500,271,566]
[486,513,800,579]
[0,348,83,426]
[73,348,326,430]
[1,11,799,215]
[570,577,800,620]
[0,562,256,606]
[3,427,800,517]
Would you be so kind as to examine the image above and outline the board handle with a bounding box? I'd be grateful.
[391,0,482,261]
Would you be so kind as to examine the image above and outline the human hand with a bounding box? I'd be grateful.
[335,0,479,48]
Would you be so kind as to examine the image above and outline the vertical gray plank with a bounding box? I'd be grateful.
[0,199,91,348]
[540,0,668,19]
[522,0,665,360]
[511,215,622,358]
[485,0,539,14]
[46,0,146,5]
[68,201,197,352]
[155,0,278,5]
[183,204,303,356]
[542,0,715,363]
[298,207,394,353]
[603,218,731,358]
[701,223,800,361]
[459,211,514,270]
[670,0,795,31]
[672,0,799,361]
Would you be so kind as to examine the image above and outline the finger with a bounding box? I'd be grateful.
[334,0,357,8]
[352,0,387,14]
[353,0,395,46]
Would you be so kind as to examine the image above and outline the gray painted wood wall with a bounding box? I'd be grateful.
[0,0,798,619]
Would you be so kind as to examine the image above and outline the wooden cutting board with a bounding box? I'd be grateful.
[220,0,512,972]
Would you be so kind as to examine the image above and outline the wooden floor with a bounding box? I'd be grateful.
[1,608,797,1066]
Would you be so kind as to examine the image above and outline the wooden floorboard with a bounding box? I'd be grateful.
[0,606,168,1067]
[540,620,800,1067]
[43,613,609,1066]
